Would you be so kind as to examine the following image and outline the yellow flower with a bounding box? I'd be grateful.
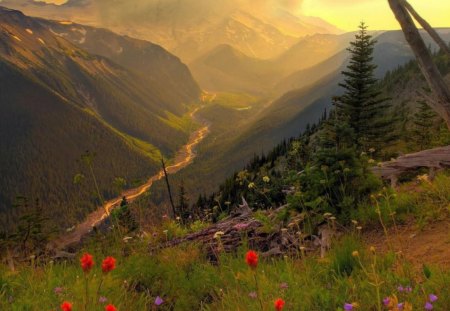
[370,246,376,253]
[352,251,359,257]
[263,176,270,183]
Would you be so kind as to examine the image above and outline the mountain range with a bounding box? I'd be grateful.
[0,6,200,230]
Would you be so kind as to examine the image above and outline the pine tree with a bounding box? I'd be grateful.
[177,181,190,222]
[412,100,437,149]
[336,22,395,151]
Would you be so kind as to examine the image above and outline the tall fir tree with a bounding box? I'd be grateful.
[336,22,395,152]
[412,100,437,149]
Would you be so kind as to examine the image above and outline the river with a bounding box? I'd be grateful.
[52,107,210,250]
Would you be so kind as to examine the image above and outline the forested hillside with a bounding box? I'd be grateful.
[0,7,200,232]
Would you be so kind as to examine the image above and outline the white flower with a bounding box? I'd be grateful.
[213,231,225,239]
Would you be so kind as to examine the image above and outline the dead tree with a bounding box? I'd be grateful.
[401,0,450,55]
[161,157,177,218]
[388,0,450,130]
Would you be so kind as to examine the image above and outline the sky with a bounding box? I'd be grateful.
[301,0,450,31]
[33,0,450,32]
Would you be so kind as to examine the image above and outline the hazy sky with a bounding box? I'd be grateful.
[302,0,450,31]
[34,0,450,31]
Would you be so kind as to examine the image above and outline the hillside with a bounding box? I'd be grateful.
[0,7,200,231]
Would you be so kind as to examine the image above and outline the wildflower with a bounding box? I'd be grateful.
[356,226,362,231]
[352,251,359,257]
[323,212,333,218]
[248,182,256,189]
[299,246,306,251]
[274,298,285,311]
[360,152,367,156]
[105,304,117,311]
[213,231,225,239]
[102,256,116,273]
[369,148,376,153]
[245,250,258,269]
[383,297,390,306]
[99,296,108,304]
[248,291,258,299]
[397,285,404,292]
[351,220,358,225]
[368,159,375,164]
[54,287,63,295]
[279,282,289,289]
[397,302,404,310]
[425,302,433,310]
[369,246,376,253]
[429,294,438,302]
[60,301,72,311]
[405,286,412,293]
[343,303,354,310]
[263,176,270,183]
[155,296,164,306]
[80,253,94,273]
[329,216,336,221]
[281,228,288,233]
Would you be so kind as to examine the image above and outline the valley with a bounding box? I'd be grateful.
[52,105,211,250]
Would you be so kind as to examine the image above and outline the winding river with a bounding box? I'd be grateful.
[53,107,210,250]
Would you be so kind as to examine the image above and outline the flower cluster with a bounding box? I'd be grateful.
[60,253,118,311]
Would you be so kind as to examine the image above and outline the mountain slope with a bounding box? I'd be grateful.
[0,7,200,231]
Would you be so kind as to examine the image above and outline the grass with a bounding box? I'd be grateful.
[1,174,450,310]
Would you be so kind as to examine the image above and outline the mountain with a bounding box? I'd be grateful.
[0,7,200,231]
[190,33,353,95]
[151,29,450,205]
[1,0,341,62]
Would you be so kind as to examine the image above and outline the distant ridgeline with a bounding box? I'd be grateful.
[0,7,201,233]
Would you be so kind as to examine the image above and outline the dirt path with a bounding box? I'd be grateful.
[365,219,450,269]
[51,107,210,250]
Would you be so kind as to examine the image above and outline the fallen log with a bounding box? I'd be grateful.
[372,145,450,187]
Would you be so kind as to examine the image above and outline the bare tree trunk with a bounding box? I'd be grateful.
[388,0,450,129]
[401,0,450,55]
[161,157,177,218]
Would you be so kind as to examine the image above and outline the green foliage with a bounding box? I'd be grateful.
[335,22,396,151]
[331,236,361,276]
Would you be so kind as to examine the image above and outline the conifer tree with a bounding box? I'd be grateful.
[336,22,395,151]
[412,100,437,149]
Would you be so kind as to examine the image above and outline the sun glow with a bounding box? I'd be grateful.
[302,0,450,31]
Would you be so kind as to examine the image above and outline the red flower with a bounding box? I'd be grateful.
[102,256,116,273]
[60,301,72,311]
[245,250,258,269]
[105,304,117,311]
[80,253,94,273]
[274,298,285,311]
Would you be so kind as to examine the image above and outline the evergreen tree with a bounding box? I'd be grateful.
[412,100,437,149]
[114,196,137,232]
[177,181,190,222]
[336,22,395,151]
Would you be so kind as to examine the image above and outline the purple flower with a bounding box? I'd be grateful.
[155,296,164,306]
[397,285,404,292]
[383,297,390,306]
[405,286,412,293]
[425,302,433,310]
[53,287,63,295]
[344,303,353,310]
[99,296,108,304]
[279,282,289,289]
[429,294,438,302]
[248,291,258,299]
[397,302,404,310]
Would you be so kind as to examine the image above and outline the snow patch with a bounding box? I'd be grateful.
[25,29,33,35]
